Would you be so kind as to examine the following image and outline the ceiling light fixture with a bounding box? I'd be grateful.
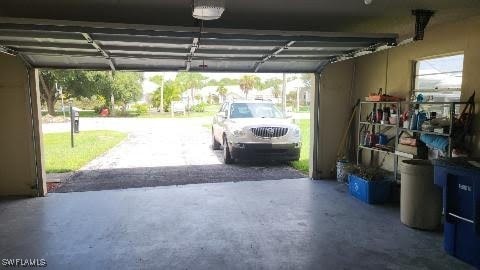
[192,0,225,20]
[364,0,372,5]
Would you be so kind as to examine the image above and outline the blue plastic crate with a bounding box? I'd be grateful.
[433,158,480,268]
[348,174,392,204]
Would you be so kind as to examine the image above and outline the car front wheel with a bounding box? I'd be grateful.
[223,137,234,164]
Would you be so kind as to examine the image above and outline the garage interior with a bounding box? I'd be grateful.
[1,0,479,269]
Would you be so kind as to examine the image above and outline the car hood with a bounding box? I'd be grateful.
[227,118,297,128]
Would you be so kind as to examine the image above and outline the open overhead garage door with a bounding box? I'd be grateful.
[0,18,398,185]
[0,18,397,73]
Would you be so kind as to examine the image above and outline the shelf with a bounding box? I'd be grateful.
[397,128,450,137]
[400,101,471,105]
[361,101,401,104]
[360,121,397,127]
[358,145,395,155]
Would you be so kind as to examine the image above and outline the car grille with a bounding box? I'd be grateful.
[251,127,288,138]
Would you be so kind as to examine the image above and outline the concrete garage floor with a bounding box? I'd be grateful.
[0,179,471,269]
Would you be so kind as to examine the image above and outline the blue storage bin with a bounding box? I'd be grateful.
[433,158,480,268]
[348,174,392,204]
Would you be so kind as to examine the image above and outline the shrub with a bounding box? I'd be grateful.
[133,104,149,115]
[190,102,206,112]
[75,95,106,110]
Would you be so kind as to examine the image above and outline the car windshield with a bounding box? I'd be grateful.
[230,103,284,119]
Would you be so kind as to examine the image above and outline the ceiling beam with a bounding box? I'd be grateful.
[0,40,93,50]
[18,49,332,62]
[0,29,86,42]
[254,41,295,72]
[4,42,341,58]
[81,33,116,71]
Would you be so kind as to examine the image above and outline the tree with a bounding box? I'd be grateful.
[150,74,164,86]
[218,78,239,86]
[38,70,143,115]
[152,80,182,111]
[263,78,282,98]
[252,76,264,90]
[39,70,100,115]
[150,74,165,111]
[286,91,297,107]
[239,75,258,99]
[216,85,227,102]
[206,79,218,86]
[175,72,207,103]
[110,72,143,112]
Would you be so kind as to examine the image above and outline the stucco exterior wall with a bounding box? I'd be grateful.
[0,54,45,196]
[317,15,480,176]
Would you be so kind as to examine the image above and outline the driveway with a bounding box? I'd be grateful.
[44,117,305,192]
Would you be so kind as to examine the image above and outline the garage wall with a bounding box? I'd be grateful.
[317,15,480,176]
[313,61,356,178]
[0,54,46,196]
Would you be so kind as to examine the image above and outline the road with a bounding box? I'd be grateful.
[43,117,305,192]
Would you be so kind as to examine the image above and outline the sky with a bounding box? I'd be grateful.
[142,72,297,94]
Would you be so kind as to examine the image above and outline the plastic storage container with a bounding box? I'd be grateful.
[348,174,391,204]
[399,160,442,230]
[433,158,480,268]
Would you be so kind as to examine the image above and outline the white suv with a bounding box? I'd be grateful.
[212,100,301,164]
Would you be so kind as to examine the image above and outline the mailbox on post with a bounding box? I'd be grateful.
[73,109,80,133]
[69,101,80,148]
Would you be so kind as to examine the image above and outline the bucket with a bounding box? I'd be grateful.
[336,160,354,183]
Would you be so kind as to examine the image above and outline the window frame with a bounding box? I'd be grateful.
[412,53,464,102]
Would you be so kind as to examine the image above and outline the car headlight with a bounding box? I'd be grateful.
[232,128,246,137]
[292,127,300,137]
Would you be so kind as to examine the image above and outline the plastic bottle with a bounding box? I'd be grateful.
[417,111,427,130]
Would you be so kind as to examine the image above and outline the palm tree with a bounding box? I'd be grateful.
[239,75,257,99]
[216,85,227,103]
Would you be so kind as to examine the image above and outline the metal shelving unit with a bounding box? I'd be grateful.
[356,100,474,183]
[396,101,473,159]
[357,101,400,180]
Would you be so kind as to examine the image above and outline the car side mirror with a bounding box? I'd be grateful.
[217,111,227,119]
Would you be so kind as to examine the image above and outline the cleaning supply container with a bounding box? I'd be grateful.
[400,160,442,230]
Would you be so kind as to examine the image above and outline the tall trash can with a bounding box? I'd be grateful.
[400,159,442,230]
[434,158,480,269]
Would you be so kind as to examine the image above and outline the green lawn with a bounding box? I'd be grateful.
[290,119,310,173]
[43,130,127,173]
[141,104,220,119]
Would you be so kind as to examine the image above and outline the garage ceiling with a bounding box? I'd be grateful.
[0,1,477,72]
[1,0,478,33]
